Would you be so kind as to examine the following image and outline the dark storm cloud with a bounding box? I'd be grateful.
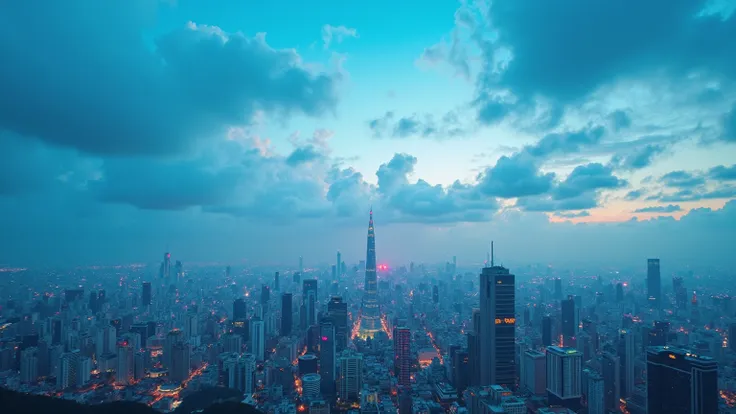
[0,2,339,156]
[435,0,736,125]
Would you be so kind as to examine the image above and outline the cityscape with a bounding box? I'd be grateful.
[2,1,736,414]
[1,209,735,414]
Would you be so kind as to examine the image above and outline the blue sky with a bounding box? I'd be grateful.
[0,0,735,268]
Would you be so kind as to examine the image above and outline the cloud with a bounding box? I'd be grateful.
[476,153,555,198]
[609,144,667,171]
[554,210,591,219]
[525,125,606,158]
[649,164,736,202]
[0,4,340,156]
[553,163,627,200]
[709,164,736,180]
[609,110,632,131]
[322,24,358,49]
[367,111,465,139]
[286,145,326,166]
[624,189,645,201]
[633,204,682,213]
[722,104,736,142]
[428,0,736,126]
[659,170,706,188]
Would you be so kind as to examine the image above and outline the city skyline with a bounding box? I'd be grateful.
[1,1,735,268]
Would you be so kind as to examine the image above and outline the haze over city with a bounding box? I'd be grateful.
[1,1,736,414]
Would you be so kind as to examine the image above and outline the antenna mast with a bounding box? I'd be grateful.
[491,241,495,267]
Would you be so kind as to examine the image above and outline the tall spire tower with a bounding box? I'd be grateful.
[359,208,380,339]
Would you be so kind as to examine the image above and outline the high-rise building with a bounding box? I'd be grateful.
[163,329,183,370]
[479,246,516,388]
[646,346,718,414]
[647,258,661,307]
[251,319,265,361]
[160,252,171,279]
[141,282,151,307]
[303,279,318,327]
[522,350,546,395]
[359,209,381,339]
[221,353,255,395]
[281,293,293,337]
[561,295,578,344]
[57,350,81,390]
[546,346,583,410]
[233,298,247,321]
[327,297,348,352]
[319,321,336,397]
[116,342,134,385]
[618,329,635,398]
[338,351,363,403]
[261,285,271,309]
[20,347,39,384]
[169,342,190,384]
[649,321,670,347]
[586,370,605,414]
[542,315,553,347]
[393,327,411,387]
[600,351,620,412]
[336,251,341,278]
[615,283,624,303]
[274,271,280,291]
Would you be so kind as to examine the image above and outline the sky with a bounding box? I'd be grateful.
[0,0,735,269]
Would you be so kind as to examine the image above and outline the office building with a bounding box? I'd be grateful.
[546,346,583,411]
[393,327,411,387]
[647,259,661,308]
[319,321,336,396]
[338,351,363,403]
[479,244,516,388]
[646,346,718,414]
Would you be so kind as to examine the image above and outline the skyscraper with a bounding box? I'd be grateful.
[274,271,280,291]
[328,297,348,352]
[160,252,171,279]
[336,251,341,278]
[546,346,583,410]
[359,209,380,339]
[479,244,516,388]
[646,346,718,414]
[561,295,577,344]
[647,258,661,307]
[338,351,363,403]
[233,298,247,320]
[251,319,265,361]
[303,279,318,327]
[393,327,411,387]
[141,282,151,307]
[319,321,336,397]
[281,293,293,336]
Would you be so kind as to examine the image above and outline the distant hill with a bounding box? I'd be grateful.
[0,387,262,414]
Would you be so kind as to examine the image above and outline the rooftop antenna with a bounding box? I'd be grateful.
[491,241,495,267]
